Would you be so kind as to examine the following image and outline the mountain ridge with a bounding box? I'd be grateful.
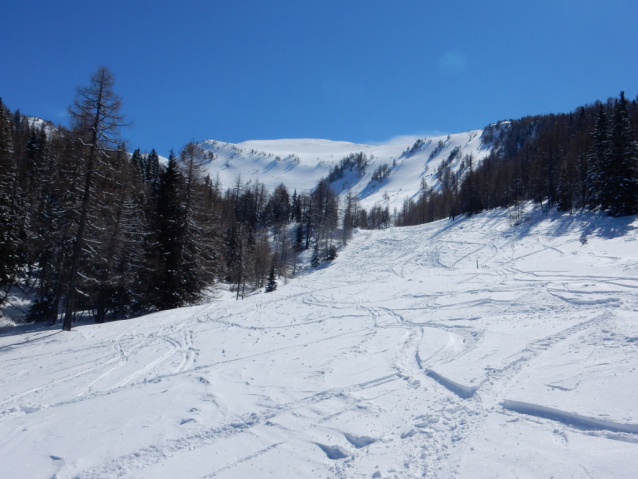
[196,129,493,209]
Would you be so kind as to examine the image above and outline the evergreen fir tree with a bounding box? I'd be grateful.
[294,224,304,251]
[130,148,143,174]
[145,148,161,191]
[325,243,338,261]
[27,128,63,323]
[556,162,575,214]
[291,189,302,223]
[265,261,277,292]
[154,151,184,309]
[93,147,150,321]
[179,142,215,302]
[13,110,21,132]
[586,104,610,209]
[310,242,321,267]
[607,92,638,216]
[0,98,18,301]
[243,227,256,295]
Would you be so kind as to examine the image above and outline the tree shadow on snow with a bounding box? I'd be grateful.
[516,208,637,241]
[0,324,62,351]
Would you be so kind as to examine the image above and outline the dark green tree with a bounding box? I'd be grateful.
[265,261,277,292]
[0,98,18,303]
[310,242,321,267]
[586,104,610,209]
[606,92,638,216]
[325,243,338,261]
[145,148,161,191]
[154,151,184,309]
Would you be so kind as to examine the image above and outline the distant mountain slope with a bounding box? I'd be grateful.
[198,130,494,209]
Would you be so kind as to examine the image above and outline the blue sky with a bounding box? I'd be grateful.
[2,0,637,156]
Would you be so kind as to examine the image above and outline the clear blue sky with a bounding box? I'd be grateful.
[2,0,637,156]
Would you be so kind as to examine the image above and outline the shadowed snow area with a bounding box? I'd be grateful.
[2,206,638,478]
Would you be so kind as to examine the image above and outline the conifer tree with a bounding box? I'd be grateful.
[62,67,127,331]
[130,148,143,174]
[311,242,321,267]
[93,147,149,321]
[325,243,338,261]
[0,98,18,302]
[29,138,85,323]
[557,162,576,214]
[291,190,302,223]
[27,127,64,323]
[178,142,216,302]
[265,261,277,292]
[586,104,610,209]
[145,148,161,191]
[251,229,271,290]
[223,224,245,298]
[607,92,638,216]
[154,151,184,309]
[243,227,257,295]
[342,191,355,245]
[294,224,304,251]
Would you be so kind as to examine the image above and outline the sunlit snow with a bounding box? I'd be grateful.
[2,206,638,478]
[198,130,490,211]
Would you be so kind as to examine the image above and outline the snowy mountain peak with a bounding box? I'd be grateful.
[198,129,492,208]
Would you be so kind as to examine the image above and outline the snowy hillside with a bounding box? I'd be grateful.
[2,206,638,478]
[198,130,492,210]
[25,116,58,139]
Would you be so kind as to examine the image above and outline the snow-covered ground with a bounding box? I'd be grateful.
[198,130,492,210]
[2,206,638,479]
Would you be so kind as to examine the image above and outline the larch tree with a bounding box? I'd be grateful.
[178,142,217,302]
[62,66,127,331]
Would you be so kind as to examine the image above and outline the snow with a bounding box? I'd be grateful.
[2,205,638,478]
[0,286,30,327]
[25,116,58,139]
[198,131,490,210]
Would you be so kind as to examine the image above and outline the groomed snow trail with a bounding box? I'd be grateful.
[2,207,638,478]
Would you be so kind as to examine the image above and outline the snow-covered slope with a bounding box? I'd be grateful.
[2,206,638,478]
[25,116,58,139]
[198,130,491,209]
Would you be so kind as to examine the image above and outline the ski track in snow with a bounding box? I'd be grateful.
[2,207,638,478]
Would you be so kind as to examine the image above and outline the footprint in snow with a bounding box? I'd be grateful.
[344,433,376,448]
[314,443,349,459]
[401,428,416,439]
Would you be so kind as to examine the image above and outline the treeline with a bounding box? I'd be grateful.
[5,69,634,326]
[397,92,638,226]
[0,67,354,328]
[326,152,368,183]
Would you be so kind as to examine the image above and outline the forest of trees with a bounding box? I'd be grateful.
[2,67,637,329]
[0,67,358,329]
[396,92,638,226]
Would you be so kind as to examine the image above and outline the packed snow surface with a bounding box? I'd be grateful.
[2,207,638,478]
[198,131,490,210]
